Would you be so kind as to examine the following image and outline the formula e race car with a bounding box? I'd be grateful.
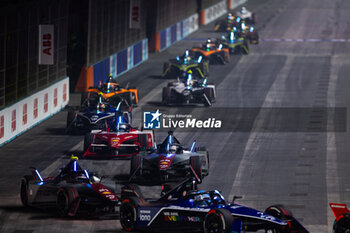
[162,50,209,79]
[235,7,257,25]
[20,157,119,217]
[129,132,209,184]
[191,39,230,65]
[162,72,216,106]
[214,12,241,32]
[239,21,259,44]
[84,75,139,107]
[83,116,155,158]
[217,30,249,55]
[329,202,350,233]
[119,178,309,233]
[66,93,132,134]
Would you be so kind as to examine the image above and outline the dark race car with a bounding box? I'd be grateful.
[119,178,309,233]
[162,50,209,79]
[238,21,259,44]
[329,202,350,233]
[129,132,209,185]
[190,39,230,65]
[217,30,249,55]
[66,93,132,134]
[214,12,241,32]
[162,71,216,106]
[20,157,119,217]
[83,115,155,158]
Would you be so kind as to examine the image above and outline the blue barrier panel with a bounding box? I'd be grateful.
[133,41,142,65]
[160,30,166,50]
[171,24,177,43]
[93,59,110,86]
[117,49,128,75]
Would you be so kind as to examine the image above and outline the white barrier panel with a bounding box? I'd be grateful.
[0,77,69,147]
[183,13,199,38]
[203,0,227,25]
[229,0,247,10]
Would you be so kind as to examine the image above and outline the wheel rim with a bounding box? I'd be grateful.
[205,213,223,233]
[120,203,136,230]
[20,181,28,206]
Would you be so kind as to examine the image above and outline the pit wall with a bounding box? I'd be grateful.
[0,77,69,147]
[75,38,148,91]
[150,13,199,52]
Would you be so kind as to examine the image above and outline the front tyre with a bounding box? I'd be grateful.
[56,187,79,218]
[204,208,233,233]
[20,175,33,207]
[120,197,140,232]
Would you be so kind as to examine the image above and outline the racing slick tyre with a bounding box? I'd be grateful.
[265,205,293,233]
[80,92,88,105]
[190,156,203,183]
[120,197,140,232]
[333,213,350,233]
[204,87,215,104]
[130,154,142,177]
[196,147,210,176]
[124,92,134,108]
[204,208,233,233]
[56,187,79,218]
[127,87,138,105]
[83,133,91,152]
[162,87,170,105]
[20,175,33,207]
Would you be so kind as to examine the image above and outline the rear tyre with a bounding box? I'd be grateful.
[83,133,91,152]
[20,175,33,207]
[120,197,140,232]
[190,156,202,183]
[162,87,169,105]
[130,154,142,177]
[203,208,233,233]
[56,187,79,218]
[66,111,75,134]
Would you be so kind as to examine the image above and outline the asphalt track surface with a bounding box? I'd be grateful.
[1,0,350,232]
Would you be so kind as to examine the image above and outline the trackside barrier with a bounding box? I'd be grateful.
[150,13,199,52]
[228,0,247,10]
[200,0,227,25]
[75,38,148,91]
[0,77,69,147]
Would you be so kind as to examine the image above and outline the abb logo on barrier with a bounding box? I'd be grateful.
[63,84,67,102]
[0,116,4,139]
[54,88,58,107]
[44,93,48,113]
[33,98,38,119]
[23,104,27,125]
[11,110,16,132]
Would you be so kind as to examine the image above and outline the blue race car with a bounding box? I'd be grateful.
[119,179,309,233]
[66,93,132,134]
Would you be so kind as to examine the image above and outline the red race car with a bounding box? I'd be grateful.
[83,120,155,158]
[329,203,350,233]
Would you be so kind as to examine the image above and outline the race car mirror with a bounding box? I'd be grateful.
[232,195,243,203]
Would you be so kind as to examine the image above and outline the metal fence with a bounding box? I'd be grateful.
[87,0,147,66]
[0,0,69,109]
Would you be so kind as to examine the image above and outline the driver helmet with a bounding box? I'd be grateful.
[118,123,129,131]
[169,145,178,153]
[241,7,246,14]
[98,102,106,112]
